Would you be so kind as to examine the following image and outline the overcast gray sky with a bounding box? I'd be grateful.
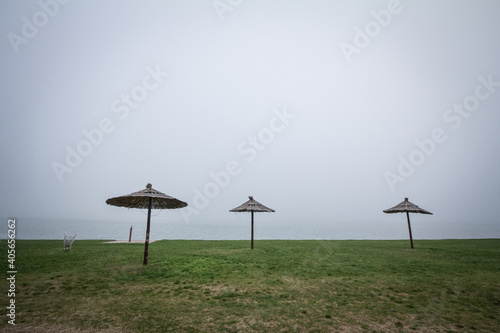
[1,1,499,237]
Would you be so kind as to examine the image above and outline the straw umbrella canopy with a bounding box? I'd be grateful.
[383,197,432,249]
[106,183,187,265]
[230,196,275,249]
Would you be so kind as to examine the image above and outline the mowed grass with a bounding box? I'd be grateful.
[1,239,499,332]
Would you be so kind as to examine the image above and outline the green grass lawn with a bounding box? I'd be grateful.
[1,239,499,332]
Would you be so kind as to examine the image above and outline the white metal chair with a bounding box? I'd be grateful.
[63,233,76,251]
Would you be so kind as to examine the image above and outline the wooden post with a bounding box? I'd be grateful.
[406,211,414,249]
[251,211,254,250]
[143,197,152,265]
[128,225,132,243]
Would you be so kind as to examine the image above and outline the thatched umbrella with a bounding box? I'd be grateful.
[383,197,432,249]
[230,196,275,249]
[106,183,187,265]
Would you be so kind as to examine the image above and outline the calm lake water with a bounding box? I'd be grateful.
[2,217,499,241]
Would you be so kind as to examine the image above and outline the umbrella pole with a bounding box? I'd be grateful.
[143,197,152,265]
[251,211,254,250]
[406,211,414,249]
